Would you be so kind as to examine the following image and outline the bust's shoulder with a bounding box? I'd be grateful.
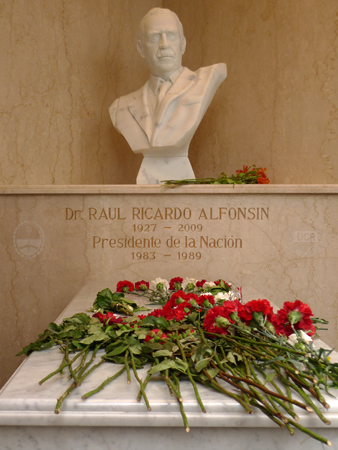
[109,83,148,124]
[195,63,227,80]
[111,84,146,108]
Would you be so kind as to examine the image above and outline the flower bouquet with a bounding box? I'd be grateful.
[163,165,270,185]
[18,277,337,446]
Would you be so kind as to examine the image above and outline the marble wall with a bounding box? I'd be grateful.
[0,0,337,185]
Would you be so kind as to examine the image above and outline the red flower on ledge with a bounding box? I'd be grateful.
[144,329,168,343]
[203,306,235,335]
[169,277,183,290]
[116,280,134,293]
[277,300,316,336]
[257,167,270,184]
[135,280,149,291]
[93,311,125,325]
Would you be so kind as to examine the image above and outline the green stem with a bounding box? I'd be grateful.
[55,381,77,414]
[129,350,151,411]
[277,368,330,424]
[137,372,151,402]
[124,351,131,384]
[166,376,183,402]
[39,345,88,385]
[77,345,99,377]
[288,419,331,446]
[172,372,190,432]
[74,346,90,374]
[65,340,80,385]
[250,398,286,428]
[202,369,252,414]
[82,366,126,399]
[175,333,206,413]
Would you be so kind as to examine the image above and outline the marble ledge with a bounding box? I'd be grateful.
[0,184,338,195]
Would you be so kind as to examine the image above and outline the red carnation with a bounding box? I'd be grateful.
[243,299,273,322]
[164,290,187,309]
[144,329,168,343]
[257,167,270,184]
[169,277,183,290]
[135,280,149,291]
[236,165,249,175]
[93,311,125,325]
[203,306,235,335]
[197,294,215,307]
[277,300,315,336]
[267,312,286,335]
[116,280,134,293]
[196,279,207,288]
[239,299,279,330]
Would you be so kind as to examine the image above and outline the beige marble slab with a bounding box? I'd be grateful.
[1,185,337,391]
[1,184,338,194]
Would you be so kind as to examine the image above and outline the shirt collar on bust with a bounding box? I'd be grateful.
[149,66,184,95]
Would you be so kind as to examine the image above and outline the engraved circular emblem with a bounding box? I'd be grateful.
[288,230,325,258]
[13,221,45,258]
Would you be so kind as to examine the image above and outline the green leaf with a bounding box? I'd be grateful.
[195,358,210,372]
[206,368,219,378]
[265,372,276,384]
[142,343,164,353]
[61,324,77,333]
[49,322,61,332]
[105,344,129,356]
[192,343,213,362]
[116,328,131,337]
[148,358,187,374]
[173,359,188,373]
[94,289,126,311]
[148,360,176,374]
[59,329,84,340]
[16,339,55,356]
[140,316,159,327]
[134,331,147,340]
[226,352,237,365]
[156,317,169,329]
[140,315,169,329]
[87,324,103,334]
[64,313,91,325]
[103,354,125,364]
[79,326,108,344]
[153,349,173,357]
[129,345,142,355]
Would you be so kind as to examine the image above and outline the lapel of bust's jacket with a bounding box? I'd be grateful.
[127,82,153,143]
[150,68,196,145]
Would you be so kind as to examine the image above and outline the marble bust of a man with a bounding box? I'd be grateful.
[109,8,227,184]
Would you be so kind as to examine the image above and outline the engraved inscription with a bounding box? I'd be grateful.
[64,204,269,261]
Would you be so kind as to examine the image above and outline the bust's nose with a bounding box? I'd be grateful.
[159,33,169,48]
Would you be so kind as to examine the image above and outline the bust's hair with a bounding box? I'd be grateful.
[138,8,184,42]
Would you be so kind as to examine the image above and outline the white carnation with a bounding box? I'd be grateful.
[203,281,216,289]
[215,292,230,301]
[149,278,169,291]
[182,277,197,289]
[288,330,313,346]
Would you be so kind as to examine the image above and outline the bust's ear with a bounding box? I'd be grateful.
[137,40,145,59]
[181,36,187,55]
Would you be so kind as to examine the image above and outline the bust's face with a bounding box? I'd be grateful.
[137,12,186,80]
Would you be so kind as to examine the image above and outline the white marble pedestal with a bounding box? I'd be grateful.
[1,284,338,450]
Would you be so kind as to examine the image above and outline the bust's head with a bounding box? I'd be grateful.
[137,8,186,80]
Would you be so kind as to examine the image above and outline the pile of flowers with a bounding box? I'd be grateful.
[163,165,270,185]
[18,277,337,446]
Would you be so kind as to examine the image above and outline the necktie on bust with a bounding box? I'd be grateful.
[156,79,172,107]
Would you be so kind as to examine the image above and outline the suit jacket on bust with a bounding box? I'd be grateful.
[109,63,227,155]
